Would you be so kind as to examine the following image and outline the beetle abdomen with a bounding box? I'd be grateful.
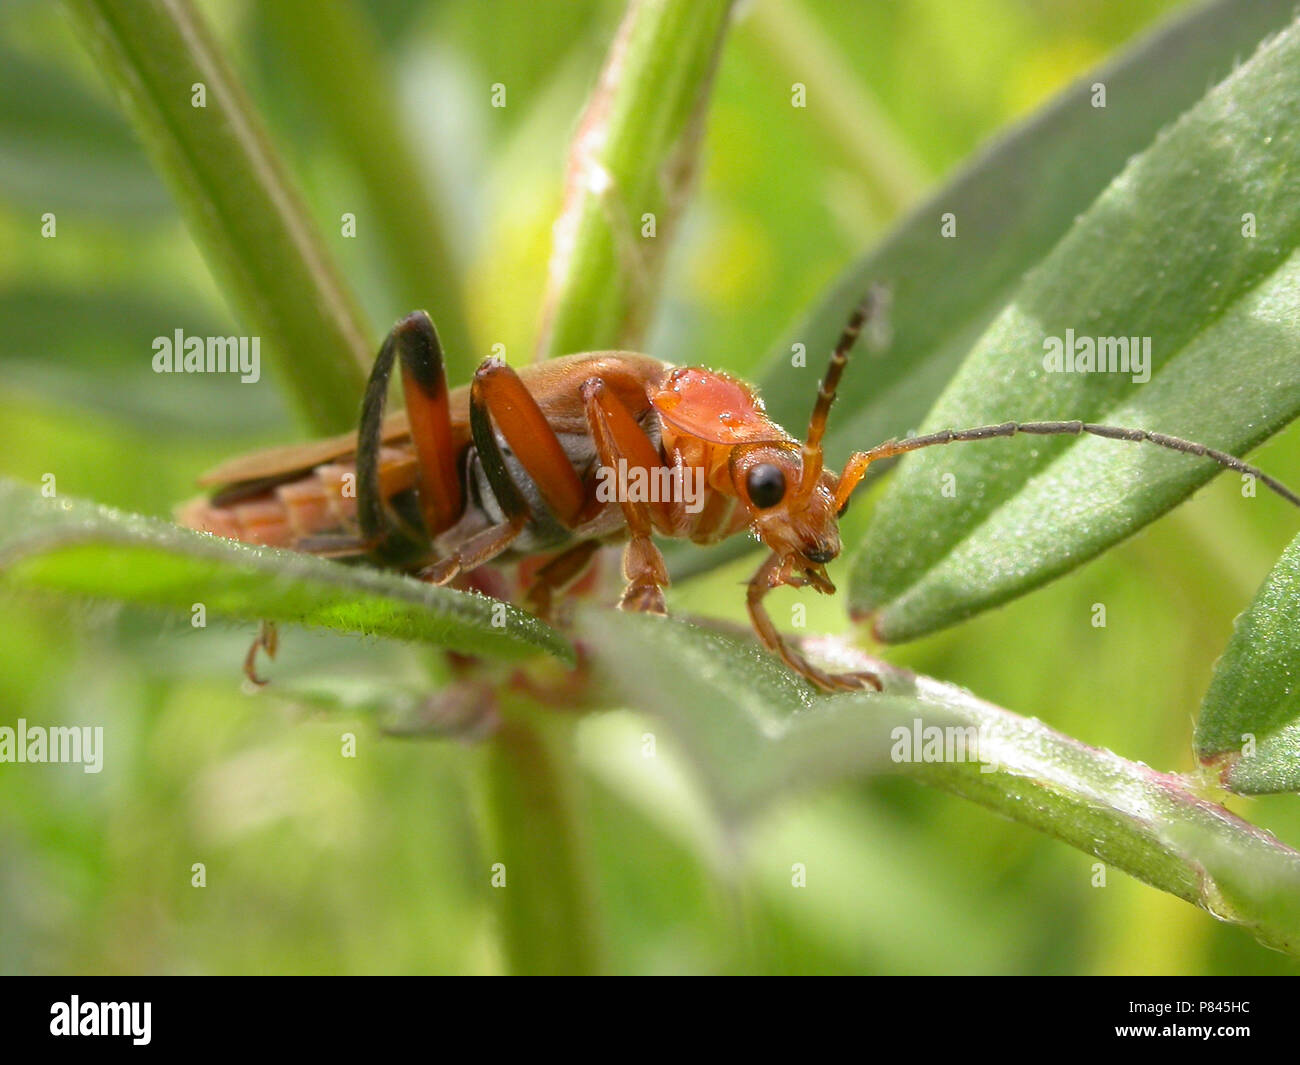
[177,446,417,552]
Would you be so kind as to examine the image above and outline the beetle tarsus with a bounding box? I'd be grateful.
[619,581,667,616]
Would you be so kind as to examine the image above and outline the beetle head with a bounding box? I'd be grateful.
[730,443,842,576]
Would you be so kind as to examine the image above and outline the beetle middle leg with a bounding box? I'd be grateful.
[581,376,671,615]
[524,539,602,621]
[419,359,554,584]
[423,354,604,587]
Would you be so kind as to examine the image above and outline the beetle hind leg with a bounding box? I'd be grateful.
[242,620,279,687]
[358,311,464,552]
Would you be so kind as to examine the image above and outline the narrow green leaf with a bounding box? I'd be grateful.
[756,0,1299,469]
[0,477,572,664]
[672,0,1299,581]
[853,16,1300,641]
[577,608,1300,956]
[576,607,933,820]
[1197,530,1300,794]
[534,0,733,360]
[62,0,373,433]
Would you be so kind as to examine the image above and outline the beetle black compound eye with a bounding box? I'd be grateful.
[746,463,787,509]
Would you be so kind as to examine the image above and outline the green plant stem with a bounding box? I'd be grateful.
[259,0,477,378]
[63,0,372,433]
[472,0,735,973]
[481,700,603,974]
[534,0,734,360]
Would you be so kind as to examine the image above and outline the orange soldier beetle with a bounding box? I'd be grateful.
[181,291,1300,692]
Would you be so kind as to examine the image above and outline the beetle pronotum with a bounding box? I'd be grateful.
[181,291,1300,691]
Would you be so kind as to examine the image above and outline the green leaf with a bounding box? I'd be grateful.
[577,608,1300,956]
[671,0,1299,581]
[0,477,571,664]
[1197,530,1300,794]
[756,0,1299,470]
[852,16,1300,642]
[534,0,733,360]
[577,608,926,820]
[62,0,373,433]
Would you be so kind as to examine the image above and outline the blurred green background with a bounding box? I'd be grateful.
[3,0,1299,973]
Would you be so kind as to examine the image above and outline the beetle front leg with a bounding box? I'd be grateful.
[581,376,670,615]
[746,553,882,693]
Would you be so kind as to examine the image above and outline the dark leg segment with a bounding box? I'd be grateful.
[357,311,463,549]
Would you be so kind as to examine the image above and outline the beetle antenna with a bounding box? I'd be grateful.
[833,419,1300,513]
[800,285,888,492]
[806,285,886,452]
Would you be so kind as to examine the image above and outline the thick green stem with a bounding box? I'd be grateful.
[63,0,372,433]
[535,0,734,360]
[481,701,603,974]
[473,0,736,974]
